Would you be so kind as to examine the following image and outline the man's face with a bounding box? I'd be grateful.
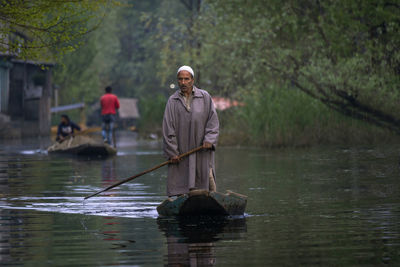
[177,71,194,94]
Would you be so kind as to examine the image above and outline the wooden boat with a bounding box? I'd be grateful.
[157,189,247,217]
[47,135,117,156]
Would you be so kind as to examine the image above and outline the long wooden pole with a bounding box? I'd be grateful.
[84,146,204,200]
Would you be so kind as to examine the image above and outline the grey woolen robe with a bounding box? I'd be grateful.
[162,86,219,196]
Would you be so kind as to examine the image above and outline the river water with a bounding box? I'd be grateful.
[0,132,399,266]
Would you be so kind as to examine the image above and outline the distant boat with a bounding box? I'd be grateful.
[47,135,116,156]
[157,189,247,217]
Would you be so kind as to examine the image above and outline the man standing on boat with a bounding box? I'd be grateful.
[100,86,120,145]
[162,66,219,197]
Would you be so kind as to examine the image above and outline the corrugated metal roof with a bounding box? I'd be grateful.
[50,103,85,113]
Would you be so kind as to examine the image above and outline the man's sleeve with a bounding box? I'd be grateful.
[73,122,81,131]
[57,124,62,137]
[162,99,179,159]
[203,94,219,146]
[115,96,120,110]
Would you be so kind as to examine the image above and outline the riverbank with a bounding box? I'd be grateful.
[217,112,400,148]
[0,115,48,139]
[136,112,400,148]
[214,88,400,147]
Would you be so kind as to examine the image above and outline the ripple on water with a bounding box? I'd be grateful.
[1,184,164,219]
[0,197,161,219]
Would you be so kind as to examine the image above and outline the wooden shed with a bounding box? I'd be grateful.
[118,98,140,128]
[0,55,54,138]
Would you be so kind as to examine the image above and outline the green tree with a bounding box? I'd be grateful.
[53,0,169,133]
[199,0,400,133]
[0,0,114,60]
[53,4,122,105]
[52,0,400,144]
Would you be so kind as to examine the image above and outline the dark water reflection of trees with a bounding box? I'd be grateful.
[157,216,247,266]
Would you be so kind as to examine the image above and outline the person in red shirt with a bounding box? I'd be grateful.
[100,86,120,145]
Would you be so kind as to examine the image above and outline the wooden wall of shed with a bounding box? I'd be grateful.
[39,69,52,136]
[6,61,53,137]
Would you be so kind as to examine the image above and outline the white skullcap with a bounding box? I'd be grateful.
[177,65,194,77]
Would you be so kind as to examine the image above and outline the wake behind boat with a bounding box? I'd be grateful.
[47,135,116,156]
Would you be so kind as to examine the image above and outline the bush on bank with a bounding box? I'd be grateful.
[218,86,399,147]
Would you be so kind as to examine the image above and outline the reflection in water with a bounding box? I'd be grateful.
[0,210,13,265]
[1,139,400,265]
[101,157,118,199]
[102,158,117,184]
[97,216,139,251]
[158,217,247,266]
[102,216,121,241]
[0,158,11,263]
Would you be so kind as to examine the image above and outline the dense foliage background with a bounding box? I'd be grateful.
[0,0,112,60]
[48,0,399,146]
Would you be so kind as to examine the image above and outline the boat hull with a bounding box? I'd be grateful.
[157,189,247,217]
[47,136,117,156]
[48,143,116,156]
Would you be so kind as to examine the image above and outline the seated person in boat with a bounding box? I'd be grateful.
[162,66,219,197]
[56,114,81,142]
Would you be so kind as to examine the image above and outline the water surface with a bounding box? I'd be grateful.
[0,134,399,266]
